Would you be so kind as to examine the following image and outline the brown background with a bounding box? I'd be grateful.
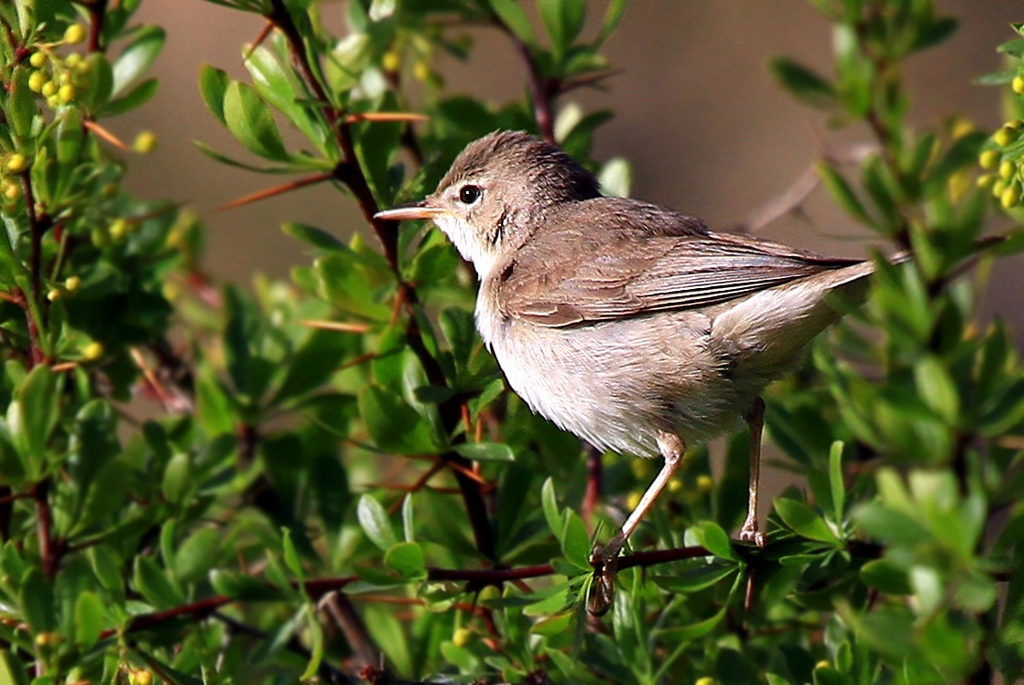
[120,1,1021,328]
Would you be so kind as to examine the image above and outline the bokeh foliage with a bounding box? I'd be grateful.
[1,0,1023,683]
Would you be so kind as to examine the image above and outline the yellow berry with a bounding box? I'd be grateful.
[695,474,714,494]
[46,289,61,302]
[695,678,716,685]
[980,150,1001,169]
[977,173,996,188]
[1010,119,1024,131]
[63,24,86,45]
[133,131,157,154]
[46,95,61,110]
[29,51,47,68]
[1014,76,1024,95]
[101,183,118,199]
[57,84,75,104]
[110,218,130,242]
[814,660,831,670]
[1001,183,1021,209]
[994,178,1009,198]
[82,342,104,361]
[452,628,472,647]
[40,81,57,97]
[626,491,642,511]
[34,632,50,647]
[74,59,91,75]
[5,154,27,173]
[3,183,21,201]
[1000,160,1016,180]
[27,70,46,92]
[995,126,1019,147]
[64,53,82,68]
[668,477,683,493]
[65,276,81,292]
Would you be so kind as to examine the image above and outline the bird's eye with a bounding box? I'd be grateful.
[458,185,481,205]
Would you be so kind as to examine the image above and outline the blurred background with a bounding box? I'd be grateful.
[119,0,1021,331]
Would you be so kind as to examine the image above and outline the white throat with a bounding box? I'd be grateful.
[434,214,499,280]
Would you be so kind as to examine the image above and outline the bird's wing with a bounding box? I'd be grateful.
[497,227,862,328]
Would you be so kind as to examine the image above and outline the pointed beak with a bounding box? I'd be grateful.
[374,200,446,222]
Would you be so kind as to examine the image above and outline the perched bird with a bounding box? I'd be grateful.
[377,130,890,615]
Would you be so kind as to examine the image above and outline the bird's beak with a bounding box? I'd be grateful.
[374,200,446,222]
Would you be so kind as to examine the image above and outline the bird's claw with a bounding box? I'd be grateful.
[739,521,766,548]
[587,545,619,617]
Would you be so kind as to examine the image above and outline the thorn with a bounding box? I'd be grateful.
[298,319,372,333]
[243,19,275,62]
[211,172,332,213]
[343,112,429,124]
[84,120,127,149]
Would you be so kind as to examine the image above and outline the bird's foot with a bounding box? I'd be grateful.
[739,518,766,548]
[587,544,622,617]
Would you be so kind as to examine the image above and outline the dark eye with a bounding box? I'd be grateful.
[459,185,481,204]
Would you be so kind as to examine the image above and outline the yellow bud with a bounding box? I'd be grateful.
[131,670,153,685]
[3,183,21,202]
[161,281,180,301]
[995,126,1019,147]
[452,628,472,647]
[82,342,104,361]
[29,51,47,68]
[979,150,1001,169]
[949,117,974,140]
[626,491,642,511]
[382,51,401,73]
[413,61,431,83]
[6,153,26,173]
[101,183,119,199]
[1014,76,1024,95]
[668,477,683,493]
[133,131,157,154]
[65,276,81,292]
[46,95,61,110]
[41,81,57,97]
[34,632,50,647]
[74,59,91,75]
[695,474,714,494]
[58,84,75,104]
[1010,119,1024,131]
[1001,183,1021,209]
[814,660,831,670]
[91,225,111,248]
[64,52,82,68]
[63,24,86,45]
[110,218,130,242]
[1000,160,1016,180]
[976,174,996,189]
[46,288,61,302]
[28,70,46,92]
[477,585,501,602]
[695,678,716,685]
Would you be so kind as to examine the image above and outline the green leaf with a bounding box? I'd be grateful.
[541,478,561,540]
[829,441,845,523]
[359,385,443,454]
[357,494,399,552]
[199,64,230,126]
[162,453,193,504]
[282,222,346,252]
[561,510,591,571]
[9,364,58,479]
[101,77,159,117]
[7,67,35,139]
[598,157,631,198]
[246,45,328,154]
[281,528,304,580]
[299,605,325,681]
[817,162,874,226]
[914,355,960,423]
[73,591,105,650]
[537,0,585,60]
[112,25,166,95]
[912,17,958,52]
[19,568,55,633]
[860,559,912,595]
[652,562,738,592]
[82,52,115,111]
[597,0,625,45]
[488,0,535,47]
[774,498,839,545]
[133,556,183,609]
[770,57,837,108]
[692,521,735,560]
[174,527,220,584]
[223,80,289,160]
[384,542,427,579]
[452,442,515,462]
[210,570,287,601]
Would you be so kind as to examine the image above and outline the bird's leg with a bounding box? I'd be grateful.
[738,397,767,548]
[588,432,685,616]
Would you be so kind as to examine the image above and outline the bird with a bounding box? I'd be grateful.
[376,130,893,615]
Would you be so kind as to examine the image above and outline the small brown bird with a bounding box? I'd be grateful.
[377,130,889,615]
